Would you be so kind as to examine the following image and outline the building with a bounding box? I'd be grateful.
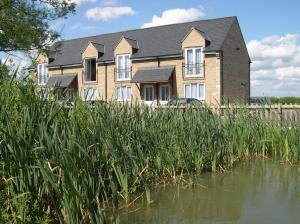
[34,16,251,105]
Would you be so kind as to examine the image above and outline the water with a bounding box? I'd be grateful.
[119,160,300,224]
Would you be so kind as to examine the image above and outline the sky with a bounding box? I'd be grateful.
[2,0,300,97]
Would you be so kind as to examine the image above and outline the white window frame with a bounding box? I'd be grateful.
[39,88,48,100]
[159,84,170,104]
[116,54,131,81]
[82,88,98,101]
[116,86,132,101]
[144,85,154,102]
[37,63,48,86]
[83,58,97,83]
[184,83,205,100]
[184,47,204,77]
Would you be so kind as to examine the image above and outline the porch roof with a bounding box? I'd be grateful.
[131,66,175,83]
[47,73,77,88]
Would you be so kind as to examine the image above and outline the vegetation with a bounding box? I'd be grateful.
[250,96,300,105]
[269,97,300,104]
[0,78,300,223]
[0,0,75,53]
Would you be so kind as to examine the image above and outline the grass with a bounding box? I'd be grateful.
[0,79,300,223]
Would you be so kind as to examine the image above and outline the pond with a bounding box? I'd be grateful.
[119,160,300,224]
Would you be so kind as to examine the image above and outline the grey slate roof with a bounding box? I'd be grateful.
[48,16,236,67]
[47,73,77,87]
[131,66,175,83]
[123,37,139,50]
[90,42,105,53]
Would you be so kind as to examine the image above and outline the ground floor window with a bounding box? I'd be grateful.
[160,84,170,102]
[116,86,132,101]
[83,88,98,101]
[55,88,75,101]
[66,89,75,101]
[144,85,154,101]
[39,88,48,100]
[184,83,205,100]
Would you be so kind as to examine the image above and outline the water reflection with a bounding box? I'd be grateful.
[120,160,300,224]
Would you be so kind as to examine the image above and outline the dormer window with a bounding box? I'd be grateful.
[184,47,203,77]
[116,54,131,81]
[37,63,47,85]
[84,58,97,82]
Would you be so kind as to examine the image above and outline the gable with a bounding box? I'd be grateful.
[114,37,133,55]
[82,42,99,59]
[182,28,206,49]
[36,54,48,64]
[221,18,250,61]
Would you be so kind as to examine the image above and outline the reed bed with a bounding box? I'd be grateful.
[0,80,300,223]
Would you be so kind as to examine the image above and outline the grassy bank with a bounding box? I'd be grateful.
[1,80,300,223]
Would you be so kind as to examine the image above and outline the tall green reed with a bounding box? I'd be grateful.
[0,80,300,223]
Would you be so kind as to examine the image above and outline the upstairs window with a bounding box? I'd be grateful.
[185,48,203,76]
[116,86,132,101]
[37,63,47,85]
[84,58,97,82]
[116,54,131,81]
[184,83,205,100]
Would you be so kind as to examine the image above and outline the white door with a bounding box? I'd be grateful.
[159,84,170,105]
[144,85,154,106]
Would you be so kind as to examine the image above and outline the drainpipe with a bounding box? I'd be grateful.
[157,57,160,105]
[105,63,108,101]
[219,51,224,105]
[248,60,251,104]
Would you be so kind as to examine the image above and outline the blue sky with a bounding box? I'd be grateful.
[60,0,300,43]
[2,0,300,97]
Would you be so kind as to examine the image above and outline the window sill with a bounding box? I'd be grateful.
[184,74,204,78]
[83,81,98,85]
[116,79,131,82]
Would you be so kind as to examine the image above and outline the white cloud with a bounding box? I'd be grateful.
[70,0,96,5]
[100,0,118,6]
[85,6,136,21]
[248,34,300,97]
[69,23,97,30]
[142,8,205,28]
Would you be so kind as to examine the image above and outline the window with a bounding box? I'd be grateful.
[39,88,48,100]
[144,85,154,102]
[84,58,97,82]
[184,83,205,100]
[116,54,131,81]
[116,86,132,101]
[185,48,203,76]
[160,85,170,102]
[66,89,75,101]
[83,88,98,101]
[37,63,47,85]
[55,89,75,101]
[56,89,64,100]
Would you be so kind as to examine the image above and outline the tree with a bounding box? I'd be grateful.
[0,0,76,53]
[0,59,10,81]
